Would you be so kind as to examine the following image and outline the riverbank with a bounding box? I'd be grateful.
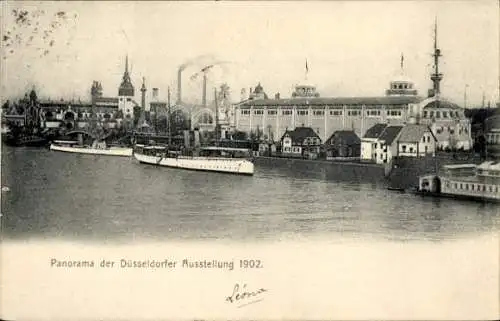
[255,153,487,191]
[254,156,387,185]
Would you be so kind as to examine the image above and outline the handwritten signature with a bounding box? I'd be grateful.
[226,283,268,308]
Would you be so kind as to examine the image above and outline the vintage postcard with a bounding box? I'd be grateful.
[1,0,499,320]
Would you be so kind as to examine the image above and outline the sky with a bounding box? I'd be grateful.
[1,0,498,107]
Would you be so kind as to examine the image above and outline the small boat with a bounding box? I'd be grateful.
[133,144,254,175]
[415,162,500,203]
[2,133,49,147]
[50,139,133,157]
[387,187,405,192]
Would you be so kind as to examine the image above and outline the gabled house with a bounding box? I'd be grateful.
[361,123,387,162]
[361,123,403,164]
[280,126,322,159]
[396,124,437,157]
[325,130,361,159]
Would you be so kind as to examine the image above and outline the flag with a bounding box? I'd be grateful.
[400,53,404,70]
[305,59,309,73]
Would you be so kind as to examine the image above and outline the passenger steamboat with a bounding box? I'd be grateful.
[133,87,254,175]
[50,138,132,157]
[416,161,500,202]
[133,144,254,175]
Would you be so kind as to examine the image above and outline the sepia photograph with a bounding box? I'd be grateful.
[1,0,499,320]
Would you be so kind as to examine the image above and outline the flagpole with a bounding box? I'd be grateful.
[305,59,309,81]
[400,53,404,74]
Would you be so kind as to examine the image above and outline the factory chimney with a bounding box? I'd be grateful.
[202,72,207,107]
[177,68,182,104]
[152,88,159,101]
[140,77,146,109]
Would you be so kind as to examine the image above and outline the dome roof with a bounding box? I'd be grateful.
[296,83,316,88]
[254,82,264,93]
[423,99,461,109]
[390,74,414,83]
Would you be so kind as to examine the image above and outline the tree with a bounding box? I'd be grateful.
[232,130,248,140]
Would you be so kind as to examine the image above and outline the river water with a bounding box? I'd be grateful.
[1,145,499,243]
[1,146,499,320]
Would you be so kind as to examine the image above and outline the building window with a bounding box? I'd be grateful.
[423,111,428,118]
[454,183,457,189]
[436,111,441,118]
[402,145,407,152]
[268,110,277,115]
[330,110,342,116]
[409,147,414,153]
[241,110,250,115]
[430,111,434,118]
[126,98,132,102]
[313,110,324,116]
[443,111,448,118]
[388,110,402,117]
[297,110,308,116]
[282,110,292,115]
[367,110,381,117]
[254,110,264,115]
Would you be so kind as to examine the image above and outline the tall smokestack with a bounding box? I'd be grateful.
[177,68,182,104]
[202,72,207,107]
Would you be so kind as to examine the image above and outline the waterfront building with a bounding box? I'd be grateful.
[485,113,500,158]
[3,89,41,128]
[361,123,437,164]
[372,125,403,165]
[234,21,472,151]
[324,130,361,159]
[360,124,388,162]
[395,123,437,157]
[280,126,322,159]
[31,56,141,131]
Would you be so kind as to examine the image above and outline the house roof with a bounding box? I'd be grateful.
[238,95,423,107]
[397,124,436,143]
[378,125,404,145]
[363,123,388,139]
[95,97,119,103]
[281,126,321,144]
[326,130,360,145]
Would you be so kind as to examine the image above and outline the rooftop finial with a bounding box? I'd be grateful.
[400,53,404,73]
[305,59,309,81]
[125,54,129,73]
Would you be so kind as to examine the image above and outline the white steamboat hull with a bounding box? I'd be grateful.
[50,144,133,157]
[133,152,254,175]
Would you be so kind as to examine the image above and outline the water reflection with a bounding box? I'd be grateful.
[2,146,499,243]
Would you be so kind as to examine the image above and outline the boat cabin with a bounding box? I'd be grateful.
[198,147,252,159]
[53,140,81,147]
[418,174,441,193]
[475,161,500,184]
[441,164,477,178]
